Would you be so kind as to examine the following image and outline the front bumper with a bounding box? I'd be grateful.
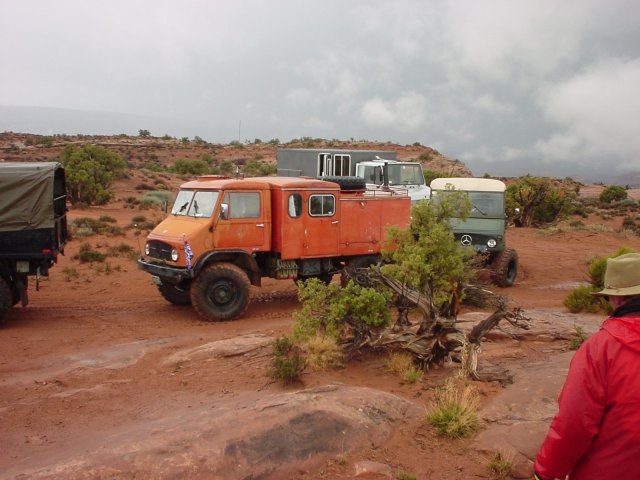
[137,258,194,283]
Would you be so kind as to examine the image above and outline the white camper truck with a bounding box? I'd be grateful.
[276,148,430,204]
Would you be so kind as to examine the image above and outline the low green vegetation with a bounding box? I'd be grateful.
[387,351,423,384]
[486,450,513,479]
[568,324,589,350]
[506,176,577,227]
[71,217,123,238]
[60,144,126,206]
[599,185,628,204]
[563,246,635,313]
[269,336,305,384]
[426,377,479,438]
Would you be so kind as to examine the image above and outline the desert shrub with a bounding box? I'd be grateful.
[422,169,448,186]
[71,217,123,238]
[244,159,276,177]
[568,325,589,350]
[588,246,636,289]
[382,190,474,309]
[106,242,136,258]
[387,351,423,384]
[269,336,305,384]
[60,144,126,206]
[486,450,513,480]
[74,243,106,263]
[599,185,628,204]
[138,190,174,210]
[305,335,344,370]
[395,471,417,480]
[563,285,605,313]
[292,278,391,344]
[62,266,80,282]
[563,247,635,313]
[426,377,479,438]
[98,215,116,223]
[506,176,576,227]
[131,215,147,223]
[170,158,209,175]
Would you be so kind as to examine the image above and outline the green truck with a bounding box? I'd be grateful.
[0,162,68,324]
[430,177,518,287]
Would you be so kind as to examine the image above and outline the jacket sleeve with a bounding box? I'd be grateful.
[534,338,607,479]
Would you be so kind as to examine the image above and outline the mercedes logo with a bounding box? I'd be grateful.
[461,234,472,246]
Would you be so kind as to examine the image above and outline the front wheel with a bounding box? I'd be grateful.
[491,248,518,287]
[190,263,250,321]
[157,282,192,305]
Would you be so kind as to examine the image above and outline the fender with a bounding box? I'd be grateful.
[193,250,262,286]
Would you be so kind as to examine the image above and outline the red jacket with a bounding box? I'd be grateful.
[534,314,640,479]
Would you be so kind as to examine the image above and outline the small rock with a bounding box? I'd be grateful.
[353,460,393,478]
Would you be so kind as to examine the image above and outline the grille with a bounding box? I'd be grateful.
[147,240,173,261]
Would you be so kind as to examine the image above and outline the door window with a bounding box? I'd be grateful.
[309,194,335,216]
[224,192,261,218]
[288,193,303,218]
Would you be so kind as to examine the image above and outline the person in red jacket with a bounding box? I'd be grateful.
[533,252,640,480]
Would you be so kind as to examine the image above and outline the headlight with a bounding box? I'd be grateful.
[144,243,150,255]
[171,248,179,262]
[487,239,497,248]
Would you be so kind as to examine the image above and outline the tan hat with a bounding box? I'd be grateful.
[592,253,640,297]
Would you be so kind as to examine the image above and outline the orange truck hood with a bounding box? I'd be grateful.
[147,216,210,242]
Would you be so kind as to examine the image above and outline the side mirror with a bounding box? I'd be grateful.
[220,203,229,220]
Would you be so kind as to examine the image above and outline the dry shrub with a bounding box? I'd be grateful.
[387,351,423,384]
[305,335,344,371]
[426,377,479,438]
[486,450,514,479]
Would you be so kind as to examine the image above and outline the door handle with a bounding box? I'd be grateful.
[256,223,265,227]
[331,221,339,224]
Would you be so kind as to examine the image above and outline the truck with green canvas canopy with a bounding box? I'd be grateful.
[0,162,68,323]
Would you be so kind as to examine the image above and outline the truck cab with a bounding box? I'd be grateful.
[356,158,430,204]
[138,175,410,322]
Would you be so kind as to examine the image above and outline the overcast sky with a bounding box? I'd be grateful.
[1,0,639,180]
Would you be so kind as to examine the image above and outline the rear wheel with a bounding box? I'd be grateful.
[491,248,518,287]
[157,282,192,305]
[0,277,12,326]
[190,263,250,321]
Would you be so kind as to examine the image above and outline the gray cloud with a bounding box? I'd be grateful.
[1,0,639,181]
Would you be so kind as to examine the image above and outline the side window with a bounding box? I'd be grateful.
[333,154,351,176]
[309,194,335,216]
[224,192,261,219]
[288,193,302,218]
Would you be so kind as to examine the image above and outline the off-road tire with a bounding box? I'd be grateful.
[491,248,518,287]
[157,282,192,305]
[0,277,12,326]
[190,263,250,321]
[11,275,27,306]
[319,176,367,191]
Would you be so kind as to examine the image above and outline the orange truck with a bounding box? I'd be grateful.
[137,175,410,321]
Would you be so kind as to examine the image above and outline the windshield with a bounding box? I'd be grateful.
[387,164,425,186]
[171,189,219,218]
[467,192,504,217]
[432,190,504,218]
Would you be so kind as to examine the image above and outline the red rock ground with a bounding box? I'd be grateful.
[2,150,640,478]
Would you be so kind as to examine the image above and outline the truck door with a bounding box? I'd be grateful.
[303,193,339,256]
[213,191,268,251]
